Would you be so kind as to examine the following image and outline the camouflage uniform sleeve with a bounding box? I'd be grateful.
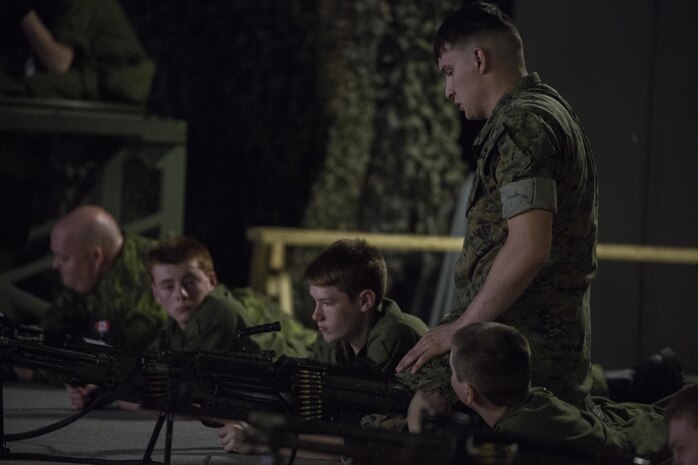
[500,177,557,218]
[121,299,165,351]
[107,234,165,350]
[41,289,89,341]
[496,110,559,218]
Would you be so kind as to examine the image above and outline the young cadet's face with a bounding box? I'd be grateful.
[151,259,216,329]
[669,416,698,465]
[309,285,366,347]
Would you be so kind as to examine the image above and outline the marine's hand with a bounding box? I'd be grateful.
[216,420,266,454]
[396,321,459,374]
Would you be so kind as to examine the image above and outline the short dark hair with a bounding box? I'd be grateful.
[433,1,520,61]
[303,239,387,308]
[147,236,214,276]
[451,321,531,406]
[665,384,698,428]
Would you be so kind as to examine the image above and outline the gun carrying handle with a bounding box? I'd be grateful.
[238,321,281,338]
[237,321,281,351]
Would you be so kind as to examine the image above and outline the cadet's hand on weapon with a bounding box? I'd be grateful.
[116,400,141,411]
[66,384,98,409]
[396,321,459,374]
[216,420,266,454]
[406,390,451,433]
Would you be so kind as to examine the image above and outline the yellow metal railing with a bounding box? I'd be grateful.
[247,226,698,315]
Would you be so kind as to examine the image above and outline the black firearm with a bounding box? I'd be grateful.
[0,318,413,425]
[1,317,414,464]
[247,411,640,465]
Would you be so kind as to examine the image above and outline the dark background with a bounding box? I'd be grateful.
[513,0,698,372]
[121,0,326,287]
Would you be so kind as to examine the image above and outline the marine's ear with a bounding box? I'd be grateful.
[473,46,488,74]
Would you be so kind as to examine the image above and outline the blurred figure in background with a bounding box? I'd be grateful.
[1,0,154,103]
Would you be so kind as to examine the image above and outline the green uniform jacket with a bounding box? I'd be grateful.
[42,232,165,350]
[311,298,427,373]
[167,286,316,358]
[26,0,155,104]
[495,388,668,463]
[165,285,251,352]
[449,73,598,408]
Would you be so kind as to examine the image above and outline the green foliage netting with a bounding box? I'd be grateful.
[293,0,466,323]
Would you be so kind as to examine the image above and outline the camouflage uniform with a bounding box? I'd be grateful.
[42,232,165,350]
[406,73,598,409]
[312,298,428,374]
[494,388,669,464]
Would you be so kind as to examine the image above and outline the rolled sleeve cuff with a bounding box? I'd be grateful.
[500,177,557,219]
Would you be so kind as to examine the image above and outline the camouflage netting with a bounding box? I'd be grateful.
[291,0,466,324]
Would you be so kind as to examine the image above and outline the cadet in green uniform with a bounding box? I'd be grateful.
[305,239,427,374]
[148,236,315,357]
[397,2,597,411]
[15,0,155,104]
[216,238,428,454]
[311,298,426,374]
[36,205,166,408]
[443,322,669,464]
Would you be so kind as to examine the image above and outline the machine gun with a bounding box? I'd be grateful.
[246,410,641,465]
[0,325,413,423]
[0,315,413,464]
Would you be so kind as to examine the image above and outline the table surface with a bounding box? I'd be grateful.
[2,380,342,465]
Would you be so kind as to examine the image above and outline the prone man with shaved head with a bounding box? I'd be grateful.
[38,205,166,408]
[50,205,125,294]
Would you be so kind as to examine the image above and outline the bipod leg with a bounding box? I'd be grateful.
[142,410,167,464]
[164,411,174,465]
[0,369,9,455]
